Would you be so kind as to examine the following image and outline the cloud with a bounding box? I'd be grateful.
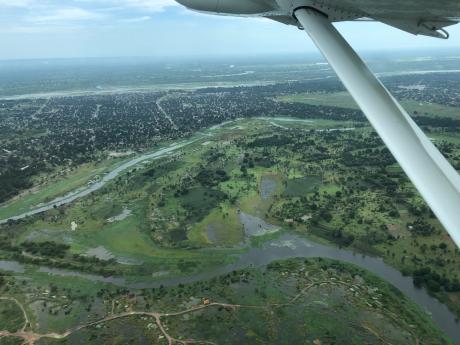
[73,0,179,12]
[0,25,80,34]
[119,15,151,23]
[117,0,179,12]
[0,0,35,7]
[0,0,180,36]
[26,7,103,23]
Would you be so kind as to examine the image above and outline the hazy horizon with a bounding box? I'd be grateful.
[1,46,459,64]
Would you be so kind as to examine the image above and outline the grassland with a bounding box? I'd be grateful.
[279,91,460,118]
[0,159,124,220]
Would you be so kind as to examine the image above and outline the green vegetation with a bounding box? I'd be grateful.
[0,160,121,220]
[2,117,460,322]
[283,176,322,197]
[0,259,452,345]
[279,91,360,109]
[179,187,226,222]
[21,241,70,258]
[0,299,24,333]
[279,91,460,119]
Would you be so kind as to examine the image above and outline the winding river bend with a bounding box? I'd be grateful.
[142,233,460,344]
[1,234,459,343]
[0,119,459,343]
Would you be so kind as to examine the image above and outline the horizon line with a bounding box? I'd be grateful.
[1,46,460,63]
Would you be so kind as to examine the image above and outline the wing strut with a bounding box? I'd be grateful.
[294,7,460,248]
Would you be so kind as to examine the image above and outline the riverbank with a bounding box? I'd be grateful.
[0,257,454,344]
[1,232,459,343]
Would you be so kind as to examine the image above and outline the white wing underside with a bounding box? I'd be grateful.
[193,0,460,38]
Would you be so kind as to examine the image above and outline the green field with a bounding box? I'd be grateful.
[0,159,121,220]
[279,91,460,118]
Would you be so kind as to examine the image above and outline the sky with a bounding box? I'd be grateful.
[0,0,459,60]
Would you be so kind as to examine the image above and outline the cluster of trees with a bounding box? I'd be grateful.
[413,267,460,293]
[0,170,33,203]
[0,234,117,275]
[248,135,294,148]
[341,147,396,168]
[195,168,229,187]
[407,219,436,237]
[0,155,41,203]
[330,229,356,247]
[20,241,70,258]
[273,197,311,222]
[14,250,117,276]
[414,115,460,130]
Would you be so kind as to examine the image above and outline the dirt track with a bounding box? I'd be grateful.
[0,280,419,345]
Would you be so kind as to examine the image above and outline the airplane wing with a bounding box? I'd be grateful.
[177,0,460,37]
[175,0,460,248]
[273,0,460,38]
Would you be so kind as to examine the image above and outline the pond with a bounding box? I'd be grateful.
[238,211,280,237]
[283,176,322,197]
[0,260,25,273]
[259,175,278,200]
[107,208,132,223]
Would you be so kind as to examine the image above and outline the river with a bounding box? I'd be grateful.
[0,135,204,224]
[0,119,459,342]
[1,233,459,343]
